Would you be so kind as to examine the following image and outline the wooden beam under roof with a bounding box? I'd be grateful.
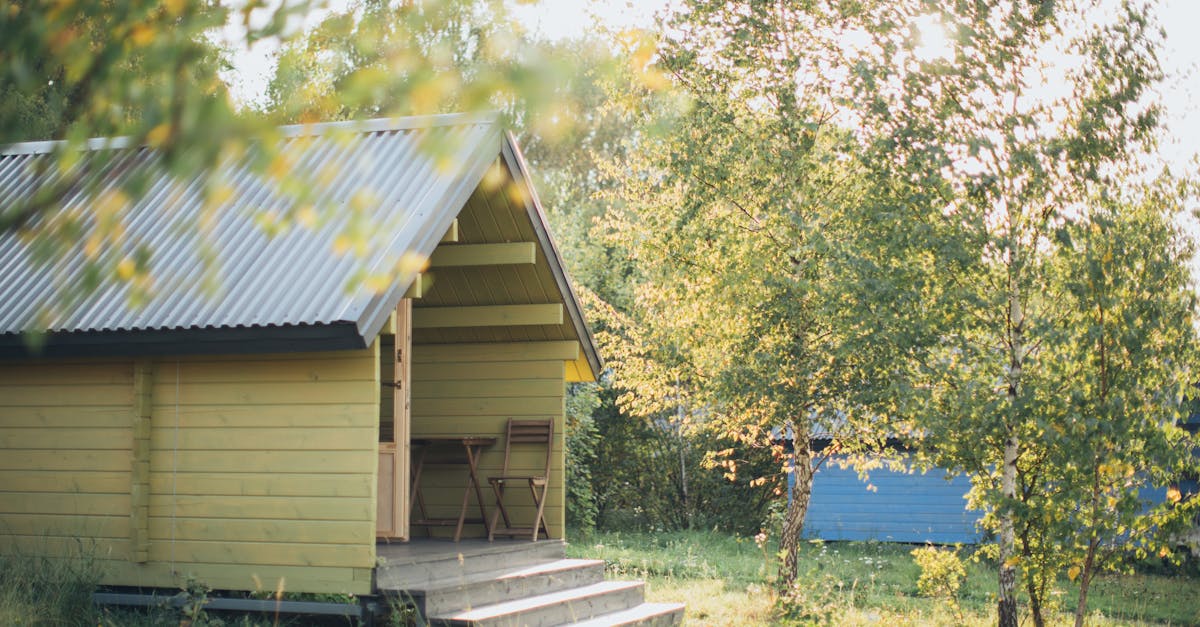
[440,219,459,243]
[428,242,536,268]
[403,274,430,299]
[412,304,563,329]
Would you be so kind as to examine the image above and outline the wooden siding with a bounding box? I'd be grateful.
[799,454,982,544]
[0,349,379,594]
[410,343,566,539]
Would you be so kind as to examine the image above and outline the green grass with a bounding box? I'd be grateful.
[4,531,1195,625]
[566,530,1200,626]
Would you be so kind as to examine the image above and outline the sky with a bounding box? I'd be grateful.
[226,0,1200,173]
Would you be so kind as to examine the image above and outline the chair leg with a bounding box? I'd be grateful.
[528,480,549,542]
[488,480,508,542]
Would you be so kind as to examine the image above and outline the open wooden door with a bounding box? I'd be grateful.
[377,299,411,540]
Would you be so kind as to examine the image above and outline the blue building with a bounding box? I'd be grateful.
[800,454,982,544]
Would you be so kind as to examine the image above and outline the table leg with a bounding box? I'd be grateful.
[453,459,473,542]
[410,446,431,537]
[465,444,492,536]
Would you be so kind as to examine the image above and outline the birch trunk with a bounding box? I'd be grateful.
[780,423,814,588]
[999,226,1023,627]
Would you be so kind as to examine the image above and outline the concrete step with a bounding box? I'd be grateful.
[377,540,567,589]
[429,580,645,627]
[568,602,686,627]
[412,558,606,616]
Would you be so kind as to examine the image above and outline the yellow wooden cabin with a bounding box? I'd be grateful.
[0,115,602,598]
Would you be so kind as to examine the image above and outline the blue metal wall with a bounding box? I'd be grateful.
[797,454,983,544]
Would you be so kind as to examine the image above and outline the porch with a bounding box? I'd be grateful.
[374,538,684,626]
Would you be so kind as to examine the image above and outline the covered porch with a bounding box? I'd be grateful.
[373,144,602,546]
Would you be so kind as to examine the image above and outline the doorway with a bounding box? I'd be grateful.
[377,299,411,539]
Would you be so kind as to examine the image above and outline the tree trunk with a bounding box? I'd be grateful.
[779,425,814,588]
[1074,536,1100,626]
[1025,572,1045,627]
[1000,247,1024,627]
[998,433,1019,627]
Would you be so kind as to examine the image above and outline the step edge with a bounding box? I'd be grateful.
[566,602,686,627]
[407,559,605,594]
[430,580,644,622]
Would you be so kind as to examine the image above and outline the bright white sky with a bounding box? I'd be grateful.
[226,0,1200,174]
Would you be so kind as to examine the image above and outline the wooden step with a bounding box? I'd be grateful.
[410,558,606,616]
[569,602,686,626]
[376,539,566,589]
[429,580,645,627]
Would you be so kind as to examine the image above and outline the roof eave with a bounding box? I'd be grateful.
[0,322,367,361]
[500,133,604,380]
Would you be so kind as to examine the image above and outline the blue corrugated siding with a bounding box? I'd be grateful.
[798,454,982,544]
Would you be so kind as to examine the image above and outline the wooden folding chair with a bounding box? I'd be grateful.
[487,419,553,541]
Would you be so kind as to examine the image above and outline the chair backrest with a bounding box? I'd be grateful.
[501,418,554,478]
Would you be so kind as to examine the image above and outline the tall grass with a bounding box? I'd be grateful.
[0,542,102,625]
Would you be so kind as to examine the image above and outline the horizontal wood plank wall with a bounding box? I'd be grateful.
[0,360,134,564]
[410,343,565,539]
[146,349,378,594]
[0,349,379,595]
[801,453,982,544]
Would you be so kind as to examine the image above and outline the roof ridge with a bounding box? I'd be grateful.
[0,111,501,157]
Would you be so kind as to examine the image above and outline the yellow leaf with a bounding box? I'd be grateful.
[96,190,128,218]
[365,274,389,294]
[1003,556,1021,568]
[397,251,427,275]
[116,258,136,281]
[1167,487,1181,503]
[145,123,171,148]
[267,153,293,180]
[129,23,155,48]
[1067,566,1081,582]
[208,184,234,208]
[296,205,317,229]
[84,235,102,260]
[163,0,187,17]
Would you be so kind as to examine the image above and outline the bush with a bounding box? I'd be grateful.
[565,382,601,532]
[911,545,966,620]
[579,381,778,534]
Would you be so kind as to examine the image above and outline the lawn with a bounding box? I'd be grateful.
[565,530,1200,626]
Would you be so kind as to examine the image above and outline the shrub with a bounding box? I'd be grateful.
[774,570,849,625]
[911,545,966,621]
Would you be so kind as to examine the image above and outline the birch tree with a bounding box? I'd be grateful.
[833,2,1199,624]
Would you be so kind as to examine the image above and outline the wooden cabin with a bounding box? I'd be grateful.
[0,114,603,597]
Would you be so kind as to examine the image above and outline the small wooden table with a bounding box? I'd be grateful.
[409,436,496,542]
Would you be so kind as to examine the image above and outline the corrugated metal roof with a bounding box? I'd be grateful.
[0,114,502,353]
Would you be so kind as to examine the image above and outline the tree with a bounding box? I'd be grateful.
[1,0,579,321]
[1043,179,1198,626]
[592,2,883,586]
[831,1,1199,624]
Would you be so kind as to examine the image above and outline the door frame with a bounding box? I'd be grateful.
[377,299,411,540]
